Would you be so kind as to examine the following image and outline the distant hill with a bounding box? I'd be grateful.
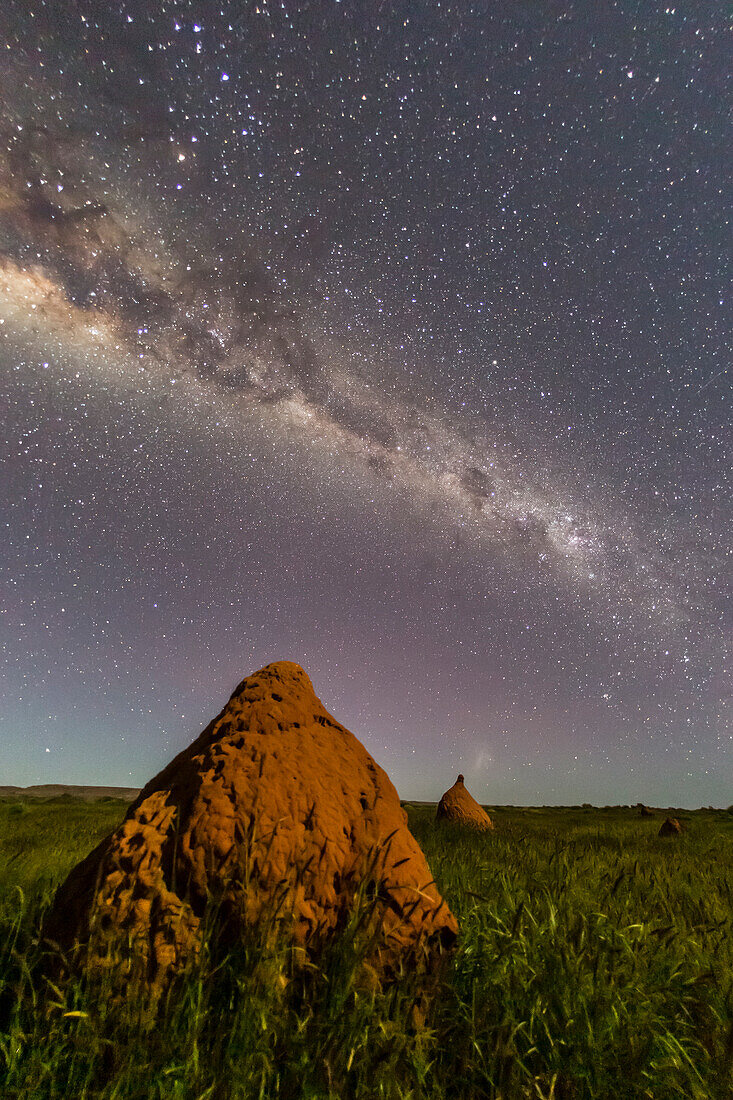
[0,784,140,802]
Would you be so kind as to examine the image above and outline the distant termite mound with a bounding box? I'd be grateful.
[659,816,683,837]
[45,661,457,995]
[436,774,493,831]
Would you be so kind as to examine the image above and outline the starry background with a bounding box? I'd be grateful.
[1,1,730,805]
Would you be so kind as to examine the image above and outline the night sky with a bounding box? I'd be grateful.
[1,2,730,806]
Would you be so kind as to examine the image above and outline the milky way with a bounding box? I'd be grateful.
[1,2,730,804]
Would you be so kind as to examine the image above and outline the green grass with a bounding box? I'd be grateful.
[1,798,731,1099]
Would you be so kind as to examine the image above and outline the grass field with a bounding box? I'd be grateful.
[1,797,731,1099]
